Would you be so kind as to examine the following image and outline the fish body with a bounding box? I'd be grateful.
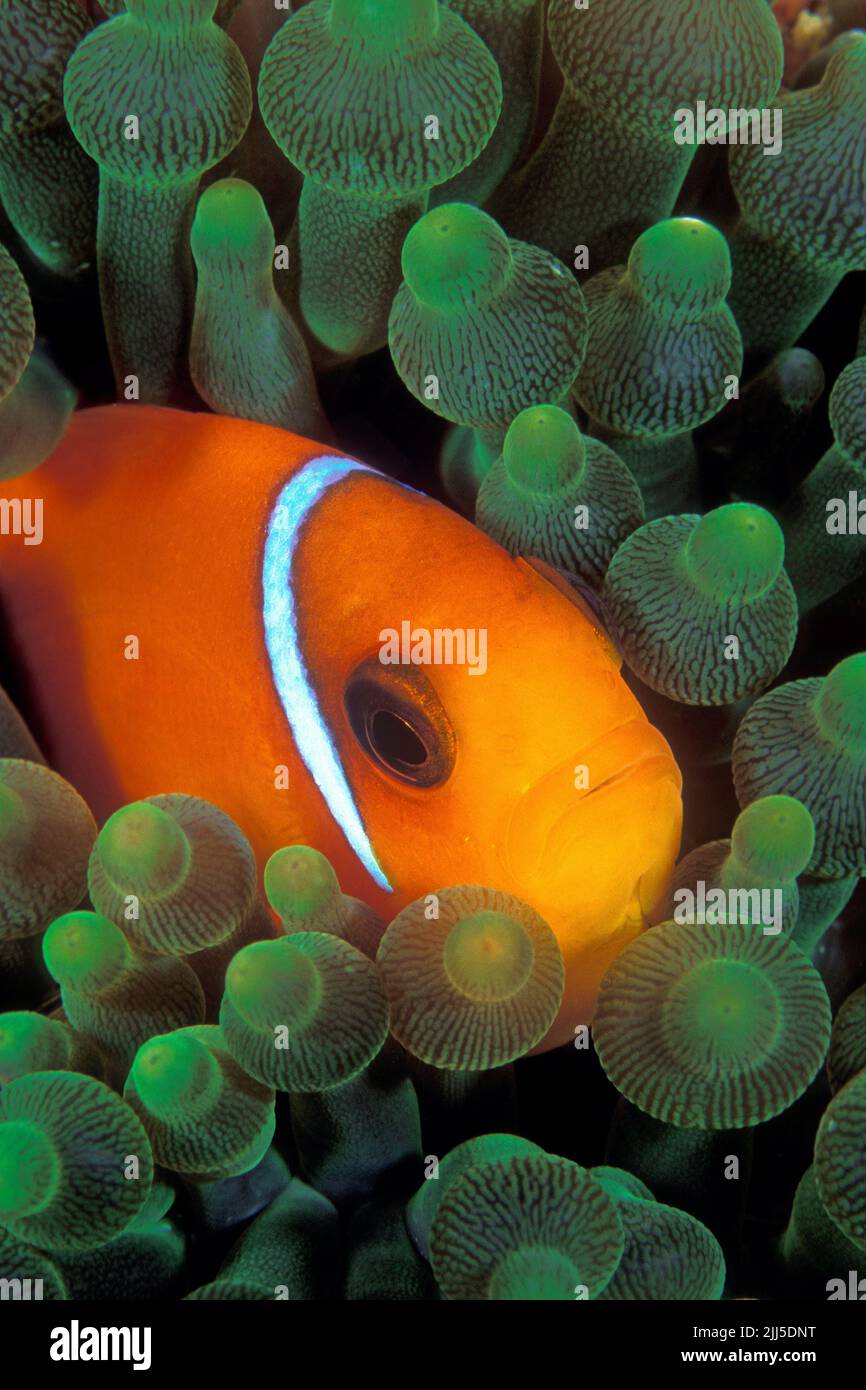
[0,406,682,1047]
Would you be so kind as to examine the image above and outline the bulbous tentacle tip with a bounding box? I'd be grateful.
[0,760,96,943]
[101,799,188,880]
[224,937,322,1031]
[401,203,512,311]
[593,919,831,1128]
[0,1012,72,1084]
[95,800,191,895]
[221,932,387,1091]
[828,357,866,464]
[264,844,342,923]
[89,795,256,955]
[685,503,786,601]
[129,1030,219,1116]
[816,652,866,746]
[502,405,586,493]
[377,884,564,1069]
[64,0,252,184]
[628,218,732,315]
[329,0,440,45]
[259,1,500,195]
[731,794,816,883]
[191,178,271,258]
[768,348,827,411]
[42,910,129,993]
[429,1153,624,1300]
[0,1072,155,1252]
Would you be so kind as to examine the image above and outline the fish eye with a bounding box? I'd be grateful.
[344,659,456,788]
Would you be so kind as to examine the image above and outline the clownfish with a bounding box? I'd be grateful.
[0,406,682,1048]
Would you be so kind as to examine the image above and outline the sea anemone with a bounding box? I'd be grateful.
[593,919,831,1128]
[0,1070,154,1251]
[429,1153,624,1300]
[377,884,564,1069]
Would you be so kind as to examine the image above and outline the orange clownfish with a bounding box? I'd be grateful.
[0,406,682,1048]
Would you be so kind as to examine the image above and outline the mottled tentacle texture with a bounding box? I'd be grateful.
[376,884,564,1069]
[780,1164,866,1294]
[406,1132,542,1260]
[659,795,815,936]
[389,202,588,458]
[433,0,542,210]
[602,504,797,705]
[593,920,831,1129]
[0,0,97,277]
[0,1010,102,1085]
[190,179,327,439]
[827,982,866,1095]
[429,1153,624,1300]
[345,1197,438,1300]
[729,36,866,357]
[220,932,388,1091]
[732,653,866,878]
[0,248,33,405]
[287,1046,423,1207]
[42,910,205,1073]
[791,872,859,956]
[258,0,502,359]
[0,1229,67,1299]
[0,760,96,945]
[0,244,76,481]
[64,0,253,402]
[124,1025,276,1181]
[813,1070,866,1246]
[728,349,826,505]
[0,1070,154,1252]
[264,845,383,958]
[494,0,782,272]
[216,1179,341,1300]
[88,795,262,956]
[475,405,645,592]
[575,219,743,520]
[592,1168,726,1301]
[775,359,866,613]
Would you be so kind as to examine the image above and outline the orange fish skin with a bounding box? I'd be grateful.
[0,406,682,1050]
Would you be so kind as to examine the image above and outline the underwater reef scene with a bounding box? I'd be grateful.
[1,0,866,1322]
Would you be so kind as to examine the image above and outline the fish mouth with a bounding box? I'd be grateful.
[503,721,683,1052]
[503,718,682,889]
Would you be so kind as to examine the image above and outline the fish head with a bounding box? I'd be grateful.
[271,455,682,1049]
